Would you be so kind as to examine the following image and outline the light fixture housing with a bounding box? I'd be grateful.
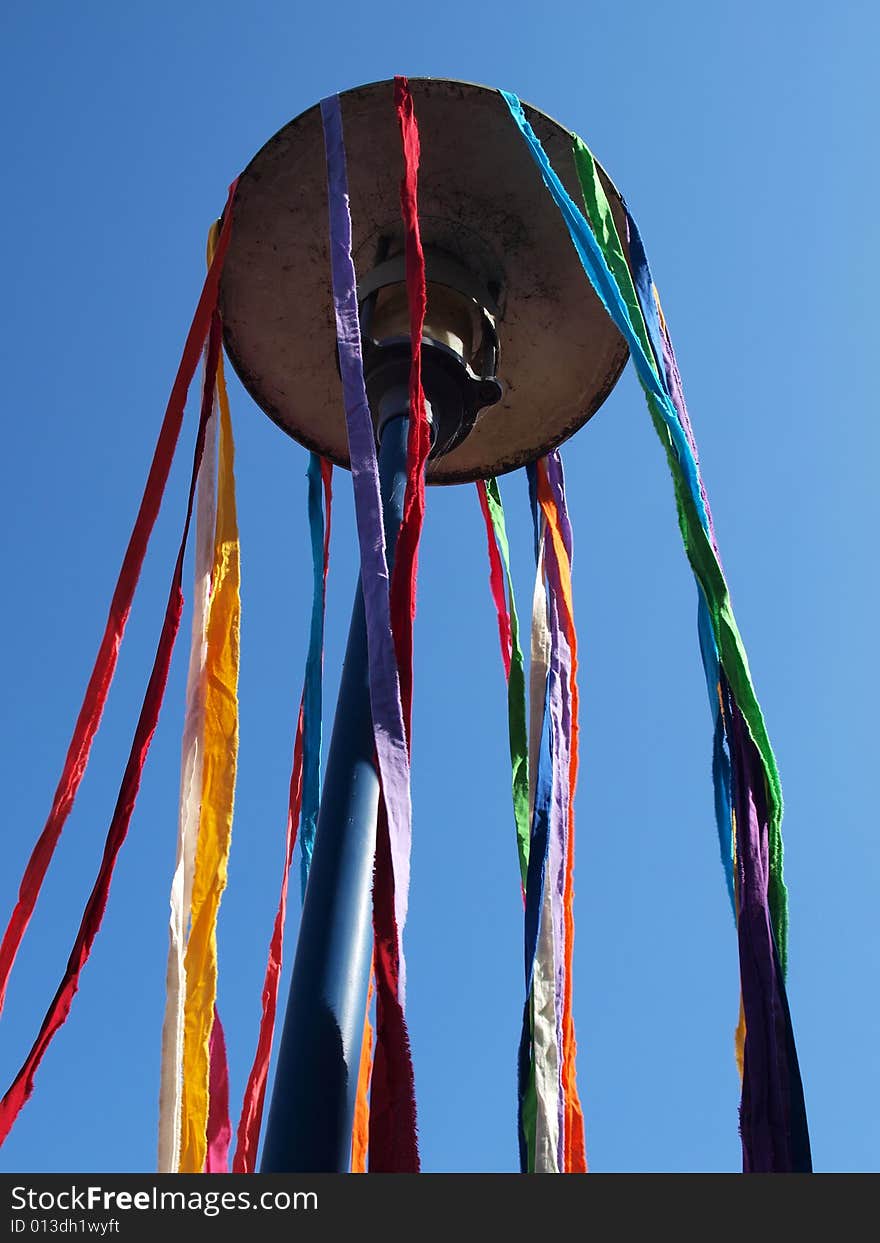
[358,247,503,456]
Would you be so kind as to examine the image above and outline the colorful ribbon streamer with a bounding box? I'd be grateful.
[321,88,418,1174]
[157,347,218,1173]
[517,678,552,1172]
[320,90,412,991]
[476,479,530,888]
[526,516,562,1172]
[504,94,784,959]
[157,219,229,1174]
[300,455,333,893]
[478,476,560,1172]
[388,74,430,746]
[502,93,809,1171]
[178,332,241,1174]
[369,74,429,1176]
[572,139,736,908]
[598,179,735,910]
[536,456,586,1173]
[568,138,809,1170]
[526,458,585,1172]
[0,184,237,1021]
[0,309,225,1147]
[476,482,513,679]
[204,1007,231,1174]
[351,968,375,1173]
[479,460,585,1173]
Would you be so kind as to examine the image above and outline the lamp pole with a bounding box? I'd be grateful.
[260,410,411,1174]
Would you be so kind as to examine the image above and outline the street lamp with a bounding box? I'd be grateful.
[220,77,629,484]
[0,75,811,1178]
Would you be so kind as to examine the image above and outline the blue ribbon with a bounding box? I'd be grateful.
[623,204,736,912]
[299,452,327,895]
[507,93,736,912]
[500,91,712,544]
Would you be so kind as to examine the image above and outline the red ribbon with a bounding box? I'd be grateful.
[367,74,427,1175]
[476,481,513,679]
[0,310,225,1145]
[388,74,430,740]
[368,802,420,1173]
[205,1006,232,1174]
[0,183,237,1018]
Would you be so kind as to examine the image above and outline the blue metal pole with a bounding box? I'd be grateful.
[260,411,410,1173]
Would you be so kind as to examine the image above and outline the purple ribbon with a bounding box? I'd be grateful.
[547,586,569,1170]
[729,688,811,1170]
[655,315,720,560]
[320,94,413,994]
[542,454,576,1170]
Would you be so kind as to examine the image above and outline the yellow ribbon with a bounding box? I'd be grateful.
[350,966,375,1173]
[178,223,241,1172]
[156,365,217,1172]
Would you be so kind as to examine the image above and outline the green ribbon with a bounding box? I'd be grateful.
[484,478,530,888]
[571,138,657,372]
[568,132,788,968]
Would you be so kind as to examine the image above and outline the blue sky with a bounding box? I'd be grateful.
[0,2,876,1173]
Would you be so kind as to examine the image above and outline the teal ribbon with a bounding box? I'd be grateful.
[500,92,711,539]
[500,90,787,966]
[570,133,735,911]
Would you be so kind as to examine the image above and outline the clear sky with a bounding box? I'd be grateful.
[0,2,876,1174]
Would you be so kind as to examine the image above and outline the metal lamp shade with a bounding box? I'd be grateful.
[220,77,631,484]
